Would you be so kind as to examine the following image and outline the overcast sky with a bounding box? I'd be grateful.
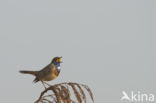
[0,0,156,103]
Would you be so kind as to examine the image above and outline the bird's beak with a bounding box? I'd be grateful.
[57,57,63,63]
[60,57,63,63]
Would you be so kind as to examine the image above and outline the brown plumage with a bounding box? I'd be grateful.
[19,70,40,83]
[19,70,37,76]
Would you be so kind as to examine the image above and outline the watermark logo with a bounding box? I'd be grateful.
[121,91,154,102]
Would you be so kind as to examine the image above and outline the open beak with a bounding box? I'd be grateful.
[57,57,63,63]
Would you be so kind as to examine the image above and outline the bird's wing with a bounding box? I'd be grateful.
[37,64,53,79]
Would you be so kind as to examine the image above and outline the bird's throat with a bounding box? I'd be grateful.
[53,62,61,73]
[56,66,61,73]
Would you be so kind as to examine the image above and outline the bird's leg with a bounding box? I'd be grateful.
[43,82,51,87]
[41,81,47,89]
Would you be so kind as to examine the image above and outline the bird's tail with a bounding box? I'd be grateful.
[19,70,37,76]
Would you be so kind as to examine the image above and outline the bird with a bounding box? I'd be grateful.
[19,56,62,89]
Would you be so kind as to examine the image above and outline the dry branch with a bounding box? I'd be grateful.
[35,82,94,103]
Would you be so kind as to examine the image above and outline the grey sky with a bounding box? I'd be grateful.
[0,0,156,103]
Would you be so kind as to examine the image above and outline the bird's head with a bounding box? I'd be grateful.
[51,56,62,65]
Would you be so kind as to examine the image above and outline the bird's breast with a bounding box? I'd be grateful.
[50,66,60,79]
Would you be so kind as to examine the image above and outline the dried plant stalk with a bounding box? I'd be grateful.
[35,82,94,103]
